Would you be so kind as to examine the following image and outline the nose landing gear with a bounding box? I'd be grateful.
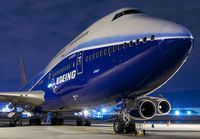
[113,98,145,135]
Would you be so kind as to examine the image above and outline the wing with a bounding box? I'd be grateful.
[0,91,45,106]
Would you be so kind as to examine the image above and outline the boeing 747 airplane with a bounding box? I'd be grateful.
[0,8,193,134]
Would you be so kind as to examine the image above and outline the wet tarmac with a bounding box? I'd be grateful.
[0,120,199,139]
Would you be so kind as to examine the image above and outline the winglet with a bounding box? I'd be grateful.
[20,56,28,86]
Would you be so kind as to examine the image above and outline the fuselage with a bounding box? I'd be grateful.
[21,8,193,112]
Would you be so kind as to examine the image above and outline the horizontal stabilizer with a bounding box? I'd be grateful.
[0,91,45,106]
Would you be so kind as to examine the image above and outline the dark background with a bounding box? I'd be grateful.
[0,0,199,108]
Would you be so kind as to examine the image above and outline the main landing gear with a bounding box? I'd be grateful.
[113,108,137,134]
[76,116,91,126]
[9,113,23,127]
[8,104,23,127]
[29,116,41,126]
[51,113,64,125]
[76,112,91,126]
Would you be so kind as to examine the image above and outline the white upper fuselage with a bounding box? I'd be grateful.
[47,8,192,71]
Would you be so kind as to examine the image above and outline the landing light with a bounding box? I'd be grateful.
[93,110,96,113]
[47,83,53,88]
[175,110,180,115]
[2,108,6,112]
[1,104,13,112]
[101,108,106,113]
[187,111,191,115]
[83,110,89,116]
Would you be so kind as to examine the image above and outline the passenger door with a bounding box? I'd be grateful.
[76,51,84,75]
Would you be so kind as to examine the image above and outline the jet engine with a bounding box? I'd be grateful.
[129,99,156,120]
[152,98,171,115]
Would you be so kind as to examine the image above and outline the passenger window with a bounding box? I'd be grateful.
[118,44,122,50]
[113,46,116,52]
[135,39,140,45]
[108,47,111,53]
[129,41,133,47]
[93,53,95,60]
[73,62,75,67]
[89,55,92,61]
[151,35,155,41]
[100,50,103,56]
[86,56,88,62]
[69,64,70,69]
[104,49,107,55]
[143,37,147,43]
[123,42,127,49]
[96,52,99,58]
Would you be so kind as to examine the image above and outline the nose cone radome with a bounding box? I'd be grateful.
[160,21,193,39]
[159,22,193,72]
[160,38,193,58]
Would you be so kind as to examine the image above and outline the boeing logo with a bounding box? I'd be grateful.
[56,70,76,85]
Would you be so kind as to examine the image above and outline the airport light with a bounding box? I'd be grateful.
[97,112,101,118]
[2,108,6,112]
[187,111,191,115]
[101,108,106,113]
[83,109,89,116]
[47,83,53,88]
[23,111,32,117]
[1,104,13,112]
[93,110,96,113]
[175,110,180,115]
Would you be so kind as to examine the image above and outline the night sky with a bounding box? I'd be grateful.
[0,0,199,108]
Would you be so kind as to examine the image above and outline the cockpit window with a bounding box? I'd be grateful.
[112,9,144,21]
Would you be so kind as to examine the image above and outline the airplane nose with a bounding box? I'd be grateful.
[160,22,193,39]
[160,38,193,65]
[159,22,193,66]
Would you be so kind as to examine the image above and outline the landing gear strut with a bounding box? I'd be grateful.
[113,98,144,135]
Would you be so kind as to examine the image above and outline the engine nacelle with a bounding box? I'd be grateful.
[144,97,171,115]
[156,99,171,115]
[129,99,156,120]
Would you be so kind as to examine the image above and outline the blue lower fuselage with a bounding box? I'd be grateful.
[22,35,193,112]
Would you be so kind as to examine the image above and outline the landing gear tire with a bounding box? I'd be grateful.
[76,118,91,126]
[29,118,41,126]
[84,119,91,126]
[51,118,57,125]
[125,122,136,134]
[113,119,124,134]
[18,118,22,126]
[76,118,84,126]
[57,118,64,125]
[10,119,16,127]
[51,118,64,125]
